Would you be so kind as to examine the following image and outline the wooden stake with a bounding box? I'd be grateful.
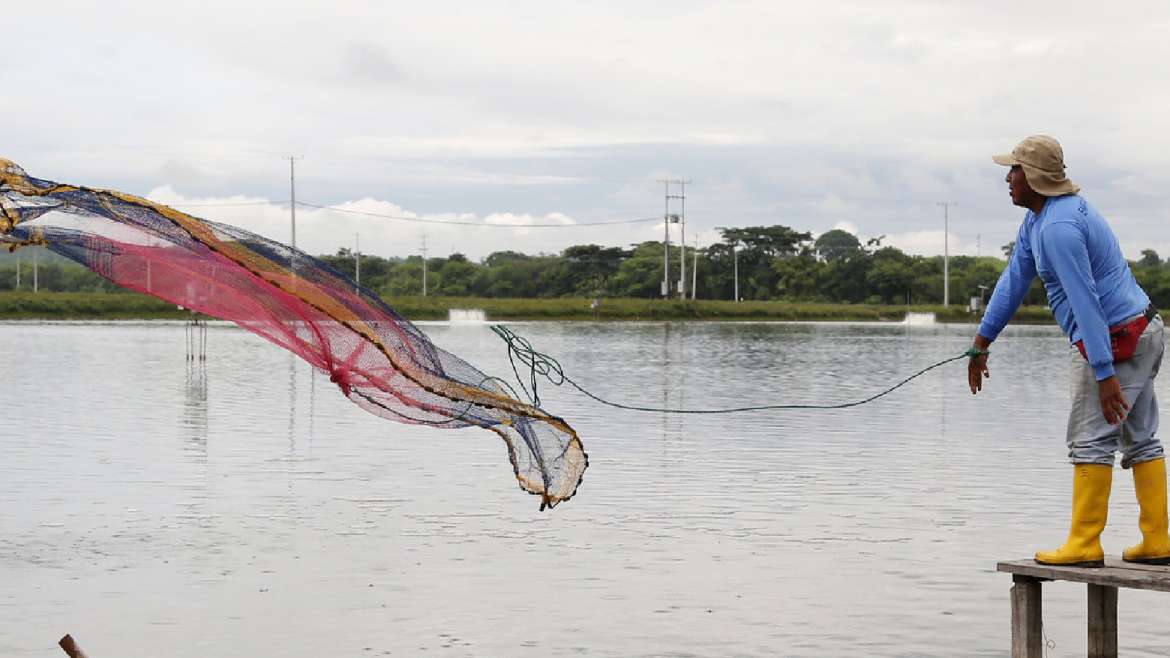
[1087,584,1119,658]
[58,634,90,658]
[1010,575,1043,658]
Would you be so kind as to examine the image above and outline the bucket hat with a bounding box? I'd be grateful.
[992,134,1080,196]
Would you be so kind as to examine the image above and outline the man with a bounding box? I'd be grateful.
[969,134,1168,567]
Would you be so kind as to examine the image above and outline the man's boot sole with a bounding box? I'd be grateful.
[1034,558,1104,568]
[1122,555,1170,565]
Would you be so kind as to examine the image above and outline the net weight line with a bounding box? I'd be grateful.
[491,325,984,414]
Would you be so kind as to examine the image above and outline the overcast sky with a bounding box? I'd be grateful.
[5,1,1170,261]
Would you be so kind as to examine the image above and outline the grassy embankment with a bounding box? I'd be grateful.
[0,290,1057,324]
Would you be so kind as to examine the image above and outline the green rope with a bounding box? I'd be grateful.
[491,324,987,414]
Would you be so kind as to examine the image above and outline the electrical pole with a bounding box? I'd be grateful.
[691,235,698,300]
[285,156,303,248]
[421,232,430,295]
[677,180,688,299]
[355,233,361,287]
[938,202,955,307]
[733,242,739,302]
[661,181,670,298]
[658,178,690,298]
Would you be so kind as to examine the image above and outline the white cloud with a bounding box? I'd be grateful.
[1012,40,1053,55]
[4,1,1170,261]
[885,230,978,258]
[831,221,860,236]
[144,189,670,261]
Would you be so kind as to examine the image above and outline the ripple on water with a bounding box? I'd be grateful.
[1,321,1165,656]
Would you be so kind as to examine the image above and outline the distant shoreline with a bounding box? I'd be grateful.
[0,291,1057,324]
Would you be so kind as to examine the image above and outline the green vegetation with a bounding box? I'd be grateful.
[0,290,1058,323]
[2,225,1168,322]
[0,292,191,319]
[313,229,1170,311]
[385,296,1058,323]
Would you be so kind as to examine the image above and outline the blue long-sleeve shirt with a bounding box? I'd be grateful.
[977,195,1149,381]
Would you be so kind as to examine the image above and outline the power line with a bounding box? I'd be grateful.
[295,201,661,228]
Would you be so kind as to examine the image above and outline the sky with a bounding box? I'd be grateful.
[5,0,1170,262]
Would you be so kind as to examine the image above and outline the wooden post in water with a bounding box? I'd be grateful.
[58,634,90,658]
[1010,575,1043,658]
[999,558,1144,658]
[1087,583,1118,658]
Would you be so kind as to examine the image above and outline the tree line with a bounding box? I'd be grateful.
[3,226,1170,309]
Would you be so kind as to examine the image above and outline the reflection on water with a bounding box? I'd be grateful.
[2,320,1169,657]
[182,361,208,454]
[288,354,297,455]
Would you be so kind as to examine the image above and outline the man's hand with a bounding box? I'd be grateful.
[1098,376,1130,425]
[968,335,992,394]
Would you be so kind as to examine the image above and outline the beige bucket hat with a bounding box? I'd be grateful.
[992,134,1080,196]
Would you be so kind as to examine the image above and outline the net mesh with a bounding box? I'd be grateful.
[0,159,587,509]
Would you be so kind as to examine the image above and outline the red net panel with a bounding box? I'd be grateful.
[0,159,587,509]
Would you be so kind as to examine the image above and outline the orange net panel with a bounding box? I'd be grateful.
[0,159,586,509]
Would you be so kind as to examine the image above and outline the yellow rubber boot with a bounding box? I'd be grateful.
[1122,457,1170,564]
[1035,464,1112,567]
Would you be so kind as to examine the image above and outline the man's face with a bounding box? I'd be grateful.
[1005,165,1034,207]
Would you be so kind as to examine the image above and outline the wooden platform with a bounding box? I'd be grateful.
[998,557,1170,657]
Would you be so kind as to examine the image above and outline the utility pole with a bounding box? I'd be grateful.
[421,234,428,297]
[658,178,689,299]
[285,156,303,248]
[355,233,361,287]
[678,182,685,299]
[938,202,955,307]
[661,181,670,298]
[691,235,698,300]
[676,180,689,299]
[733,241,739,302]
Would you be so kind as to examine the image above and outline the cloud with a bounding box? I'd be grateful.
[340,42,406,86]
[884,230,981,258]
[831,221,860,236]
[4,1,1170,262]
[145,188,669,261]
[483,212,574,227]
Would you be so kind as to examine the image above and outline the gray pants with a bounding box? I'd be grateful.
[1067,314,1165,468]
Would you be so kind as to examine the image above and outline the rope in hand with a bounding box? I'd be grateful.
[490,324,987,414]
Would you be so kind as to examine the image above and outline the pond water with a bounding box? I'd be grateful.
[2,319,1169,657]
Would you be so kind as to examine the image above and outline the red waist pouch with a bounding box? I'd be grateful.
[1075,306,1156,364]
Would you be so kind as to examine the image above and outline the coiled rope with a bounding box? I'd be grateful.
[491,324,986,414]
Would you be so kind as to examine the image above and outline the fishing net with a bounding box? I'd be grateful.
[0,159,586,509]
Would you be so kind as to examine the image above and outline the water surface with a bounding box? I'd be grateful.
[2,319,1168,657]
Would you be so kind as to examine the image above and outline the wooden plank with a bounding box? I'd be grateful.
[1087,584,1118,658]
[1011,575,1044,658]
[997,558,1170,592]
[1098,557,1170,574]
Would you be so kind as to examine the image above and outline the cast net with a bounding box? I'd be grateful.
[0,159,586,509]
